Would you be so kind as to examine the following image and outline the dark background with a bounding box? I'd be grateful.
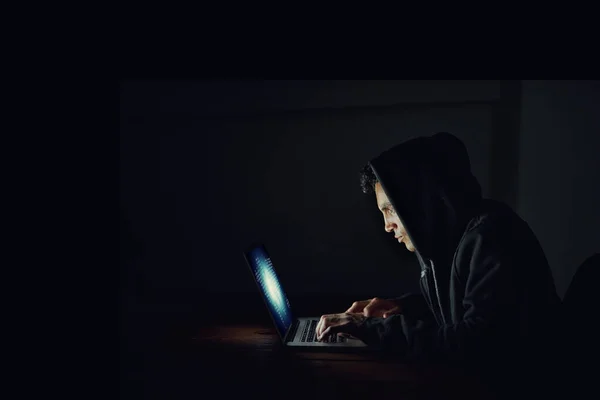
[120,80,600,317]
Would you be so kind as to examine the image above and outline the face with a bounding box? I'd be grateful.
[374,182,415,252]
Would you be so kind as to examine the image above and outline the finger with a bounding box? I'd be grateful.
[317,321,329,341]
[316,315,330,339]
[316,316,325,338]
[318,325,340,341]
[340,333,358,339]
[338,332,355,339]
[345,300,366,314]
[383,307,400,318]
[363,297,381,317]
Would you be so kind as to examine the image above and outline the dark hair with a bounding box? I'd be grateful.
[359,163,378,194]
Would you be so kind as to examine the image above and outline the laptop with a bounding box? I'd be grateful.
[243,243,369,350]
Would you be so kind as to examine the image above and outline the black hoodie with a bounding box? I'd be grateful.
[357,133,561,375]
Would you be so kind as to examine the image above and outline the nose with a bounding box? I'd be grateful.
[385,220,396,233]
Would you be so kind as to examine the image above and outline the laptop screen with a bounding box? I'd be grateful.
[246,245,293,338]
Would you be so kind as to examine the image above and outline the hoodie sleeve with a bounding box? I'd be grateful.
[392,293,435,322]
[358,224,521,362]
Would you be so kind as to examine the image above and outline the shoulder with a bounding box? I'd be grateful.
[463,200,527,241]
[454,200,531,270]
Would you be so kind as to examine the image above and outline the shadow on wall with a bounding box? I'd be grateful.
[120,80,514,301]
[517,80,600,298]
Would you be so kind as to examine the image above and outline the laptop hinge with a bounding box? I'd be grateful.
[284,319,299,343]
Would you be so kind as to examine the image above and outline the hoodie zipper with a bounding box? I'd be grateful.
[421,261,446,325]
[429,260,447,325]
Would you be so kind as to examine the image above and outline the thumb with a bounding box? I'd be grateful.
[383,307,400,318]
[318,325,339,340]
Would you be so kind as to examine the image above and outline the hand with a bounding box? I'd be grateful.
[315,313,366,341]
[345,297,402,318]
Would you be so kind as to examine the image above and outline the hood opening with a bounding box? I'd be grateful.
[366,132,482,263]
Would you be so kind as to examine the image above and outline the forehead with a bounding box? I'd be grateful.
[374,183,390,207]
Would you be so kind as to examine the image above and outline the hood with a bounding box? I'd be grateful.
[368,132,482,263]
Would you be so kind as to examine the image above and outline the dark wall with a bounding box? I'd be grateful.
[119,80,525,307]
[517,80,600,298]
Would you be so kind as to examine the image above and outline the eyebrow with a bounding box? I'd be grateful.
[380,201,393,211]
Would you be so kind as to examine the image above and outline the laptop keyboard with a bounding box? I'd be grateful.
[297,320,347,343]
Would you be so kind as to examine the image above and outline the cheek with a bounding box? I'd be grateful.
[395,219,406,234]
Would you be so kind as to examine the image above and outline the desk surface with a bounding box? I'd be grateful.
[121,295,499,399]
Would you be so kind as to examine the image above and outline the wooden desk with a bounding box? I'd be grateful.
[120,295,497,399]
[159,322,493,399]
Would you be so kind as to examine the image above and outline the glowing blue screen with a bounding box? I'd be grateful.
[248,246,293,337]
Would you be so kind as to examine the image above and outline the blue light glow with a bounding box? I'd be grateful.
[248,246,293,337]
[260,265,284,309]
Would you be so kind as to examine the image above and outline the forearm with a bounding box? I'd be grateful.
[358,314,514,363]
[392,293,434,322]
[357,315,409,355]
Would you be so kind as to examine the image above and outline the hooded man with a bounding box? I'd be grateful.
[315,132,562,393]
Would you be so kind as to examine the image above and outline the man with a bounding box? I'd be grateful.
[315,132,561,391]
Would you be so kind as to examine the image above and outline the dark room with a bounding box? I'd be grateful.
[120,80,599,399]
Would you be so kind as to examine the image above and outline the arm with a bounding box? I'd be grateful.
[358,225,521,363]
[391,292,435,322]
